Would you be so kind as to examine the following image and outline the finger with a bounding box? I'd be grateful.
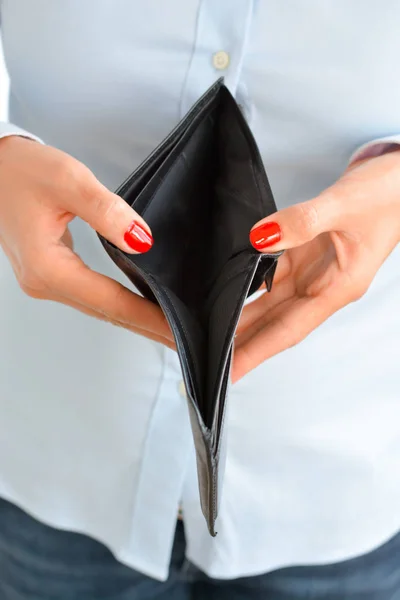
[237,254,293,336]
[232,293,339,382]
[61,169,153,255]
[236,277,295,336]
[46,247,173,341]
[249,193,340,253]
[46,291,176,350]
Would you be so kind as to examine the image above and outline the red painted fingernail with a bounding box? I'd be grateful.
[250,221,281,250]
[124,221,153,253]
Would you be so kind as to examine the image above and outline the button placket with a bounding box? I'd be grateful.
[179,0,255,117]
[124,348,192,579]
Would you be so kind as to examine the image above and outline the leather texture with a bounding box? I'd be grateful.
[99,79,280,535]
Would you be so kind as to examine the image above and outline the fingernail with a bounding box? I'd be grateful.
[124,221,153,253]
[250,221,281,250]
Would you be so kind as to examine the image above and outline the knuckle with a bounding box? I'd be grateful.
[51,155,79,187]
[93,192,119,223]
[341,271,370,303]
[276,315,303,349]
[18,255,53,299]
[93,284,128,325]
[109,283,129,322]
[287,329,303,349]
[19,276,47,299]
[78,176,118,224]
[349,281,370,303]
[295,202,320,238]
[80,176,101,206]
[52,156,96,201]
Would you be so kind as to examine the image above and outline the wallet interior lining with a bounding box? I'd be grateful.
[123,87,268,428]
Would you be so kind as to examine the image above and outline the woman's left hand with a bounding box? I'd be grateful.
[232,149,400,382]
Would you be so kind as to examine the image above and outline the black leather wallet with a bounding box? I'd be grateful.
[99,78,280,535]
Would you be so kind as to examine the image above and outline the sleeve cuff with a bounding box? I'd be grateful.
[349,134,400,165]
[0,122,44,145]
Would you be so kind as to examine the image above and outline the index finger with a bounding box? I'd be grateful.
[233,294,338,382]
[50,249,173,341]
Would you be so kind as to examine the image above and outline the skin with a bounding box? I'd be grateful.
[1,137,399,382]
[232,149,400,382]
[0,136,175,350]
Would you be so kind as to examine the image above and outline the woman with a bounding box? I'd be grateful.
[0,1,399,598]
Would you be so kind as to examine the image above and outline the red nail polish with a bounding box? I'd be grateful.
[124,221,153,253]
[250,221,282,250]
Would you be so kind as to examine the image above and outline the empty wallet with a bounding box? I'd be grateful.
[99,78,280,536]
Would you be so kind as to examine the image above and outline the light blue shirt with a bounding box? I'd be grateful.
[0,0,400,582]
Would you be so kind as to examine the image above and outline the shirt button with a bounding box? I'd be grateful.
[178,380,187,399]
[212,50,230,71]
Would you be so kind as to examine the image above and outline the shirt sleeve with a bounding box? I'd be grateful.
[349,134,400,165]
[0,9,43,144]
[0,122,43,144]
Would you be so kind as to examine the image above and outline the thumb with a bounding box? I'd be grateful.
[249,195,338,252]
[65,177,153,254]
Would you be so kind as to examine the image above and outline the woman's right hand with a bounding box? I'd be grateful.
[0,135,175,349]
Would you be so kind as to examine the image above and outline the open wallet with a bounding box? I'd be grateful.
[99,78,281,536]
